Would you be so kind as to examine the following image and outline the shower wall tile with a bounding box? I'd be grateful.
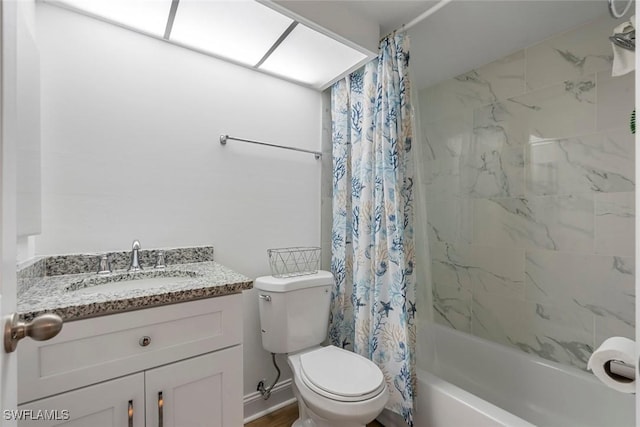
[525,14,615,91]
[596,71,636,131]
[472,292,594,369]
[420,81,480,124]
[520,301,595,370]
[595,192,635,256]
[472,198,526,248]
[433,289,472,332]
[523,195,594,252]
[461,142,524,198]
[458,50,526,102]
[420,51,525,122]
[525,249,634,333]
[423,159,461,195]
[426,192,473,245]
[601,127,637,164]
[421,114,473,163]
[431,242,472,291]
[431,241,525,299]
[470,246,525,298]
[595,315,635,347]
[473,102,529,147]
[471,292,529,348]
[474,195,594,252]
[432,264,473,332]
[414,13,635,372]
[506,76,597,141]
[525,250,619,306]
[525,131,634,196]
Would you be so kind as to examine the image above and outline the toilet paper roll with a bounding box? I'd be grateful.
[588,336,636,394]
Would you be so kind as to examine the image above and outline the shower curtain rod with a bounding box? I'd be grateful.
[401,0,455,32]
[219,134,322,159]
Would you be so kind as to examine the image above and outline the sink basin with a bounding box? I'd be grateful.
[66,270,199,295]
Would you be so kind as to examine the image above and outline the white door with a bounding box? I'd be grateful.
[145,347,243,427]
[1,0,21,424]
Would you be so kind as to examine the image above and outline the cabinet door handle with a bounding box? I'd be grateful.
[158,391,164,427]
[128,400,134,427]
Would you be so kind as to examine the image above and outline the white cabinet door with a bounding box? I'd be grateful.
[145,346,243,427]
[18,373,145,427]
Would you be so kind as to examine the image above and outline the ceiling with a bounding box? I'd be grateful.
[341,0,615,90]
[50,0,369,88]
[340,0,440,36]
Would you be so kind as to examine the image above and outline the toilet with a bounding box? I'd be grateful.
[255,271,389,427]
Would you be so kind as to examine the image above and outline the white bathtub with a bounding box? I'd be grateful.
[378,322,634,427]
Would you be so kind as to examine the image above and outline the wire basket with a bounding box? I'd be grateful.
[267,247,321,278]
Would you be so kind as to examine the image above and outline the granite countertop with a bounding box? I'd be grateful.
[17,246,253,322]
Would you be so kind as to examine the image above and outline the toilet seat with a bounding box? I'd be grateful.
[299,346,386,402]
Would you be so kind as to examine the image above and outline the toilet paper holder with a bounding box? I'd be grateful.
[607,359,635,382]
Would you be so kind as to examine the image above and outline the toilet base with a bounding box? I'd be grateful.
[293,385,373,427]
[292,409,371,427]
[292,418,316,427]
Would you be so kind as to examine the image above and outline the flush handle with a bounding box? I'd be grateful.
[4,312,63,353]
[259,294,271,302]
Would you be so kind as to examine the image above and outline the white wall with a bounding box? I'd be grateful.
[34,3,322,398]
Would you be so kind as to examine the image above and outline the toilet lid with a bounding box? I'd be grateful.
[299,346,385,402]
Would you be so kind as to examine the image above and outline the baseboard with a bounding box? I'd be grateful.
[243,378,297,424]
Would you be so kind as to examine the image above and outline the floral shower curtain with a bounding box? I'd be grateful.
[328,32,416,425]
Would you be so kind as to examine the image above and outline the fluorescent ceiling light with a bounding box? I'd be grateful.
[259,23,367,88]
[55,0,173,37]
[50,0,370,90]
[170,0,294,66]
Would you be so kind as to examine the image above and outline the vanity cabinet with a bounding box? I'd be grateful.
[17,295,243,426]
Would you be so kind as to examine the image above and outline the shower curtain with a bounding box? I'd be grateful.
[329,32,417,426]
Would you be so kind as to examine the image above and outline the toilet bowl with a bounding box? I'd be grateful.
[288,346,389,427]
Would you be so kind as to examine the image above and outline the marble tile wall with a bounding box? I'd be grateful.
[417,14,635,370]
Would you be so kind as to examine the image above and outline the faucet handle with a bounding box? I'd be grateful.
[97,253,111,275]
[155,251,166,270]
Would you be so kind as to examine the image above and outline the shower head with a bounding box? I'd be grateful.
[610,29,635,51]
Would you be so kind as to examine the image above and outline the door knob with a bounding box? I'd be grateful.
[4,312,63,353]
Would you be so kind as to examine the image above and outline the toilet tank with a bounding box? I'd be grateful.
[255,271,334,354]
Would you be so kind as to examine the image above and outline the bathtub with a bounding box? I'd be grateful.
[377,322,634,427]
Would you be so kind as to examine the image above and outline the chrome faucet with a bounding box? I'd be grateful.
[129,240,142,272]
